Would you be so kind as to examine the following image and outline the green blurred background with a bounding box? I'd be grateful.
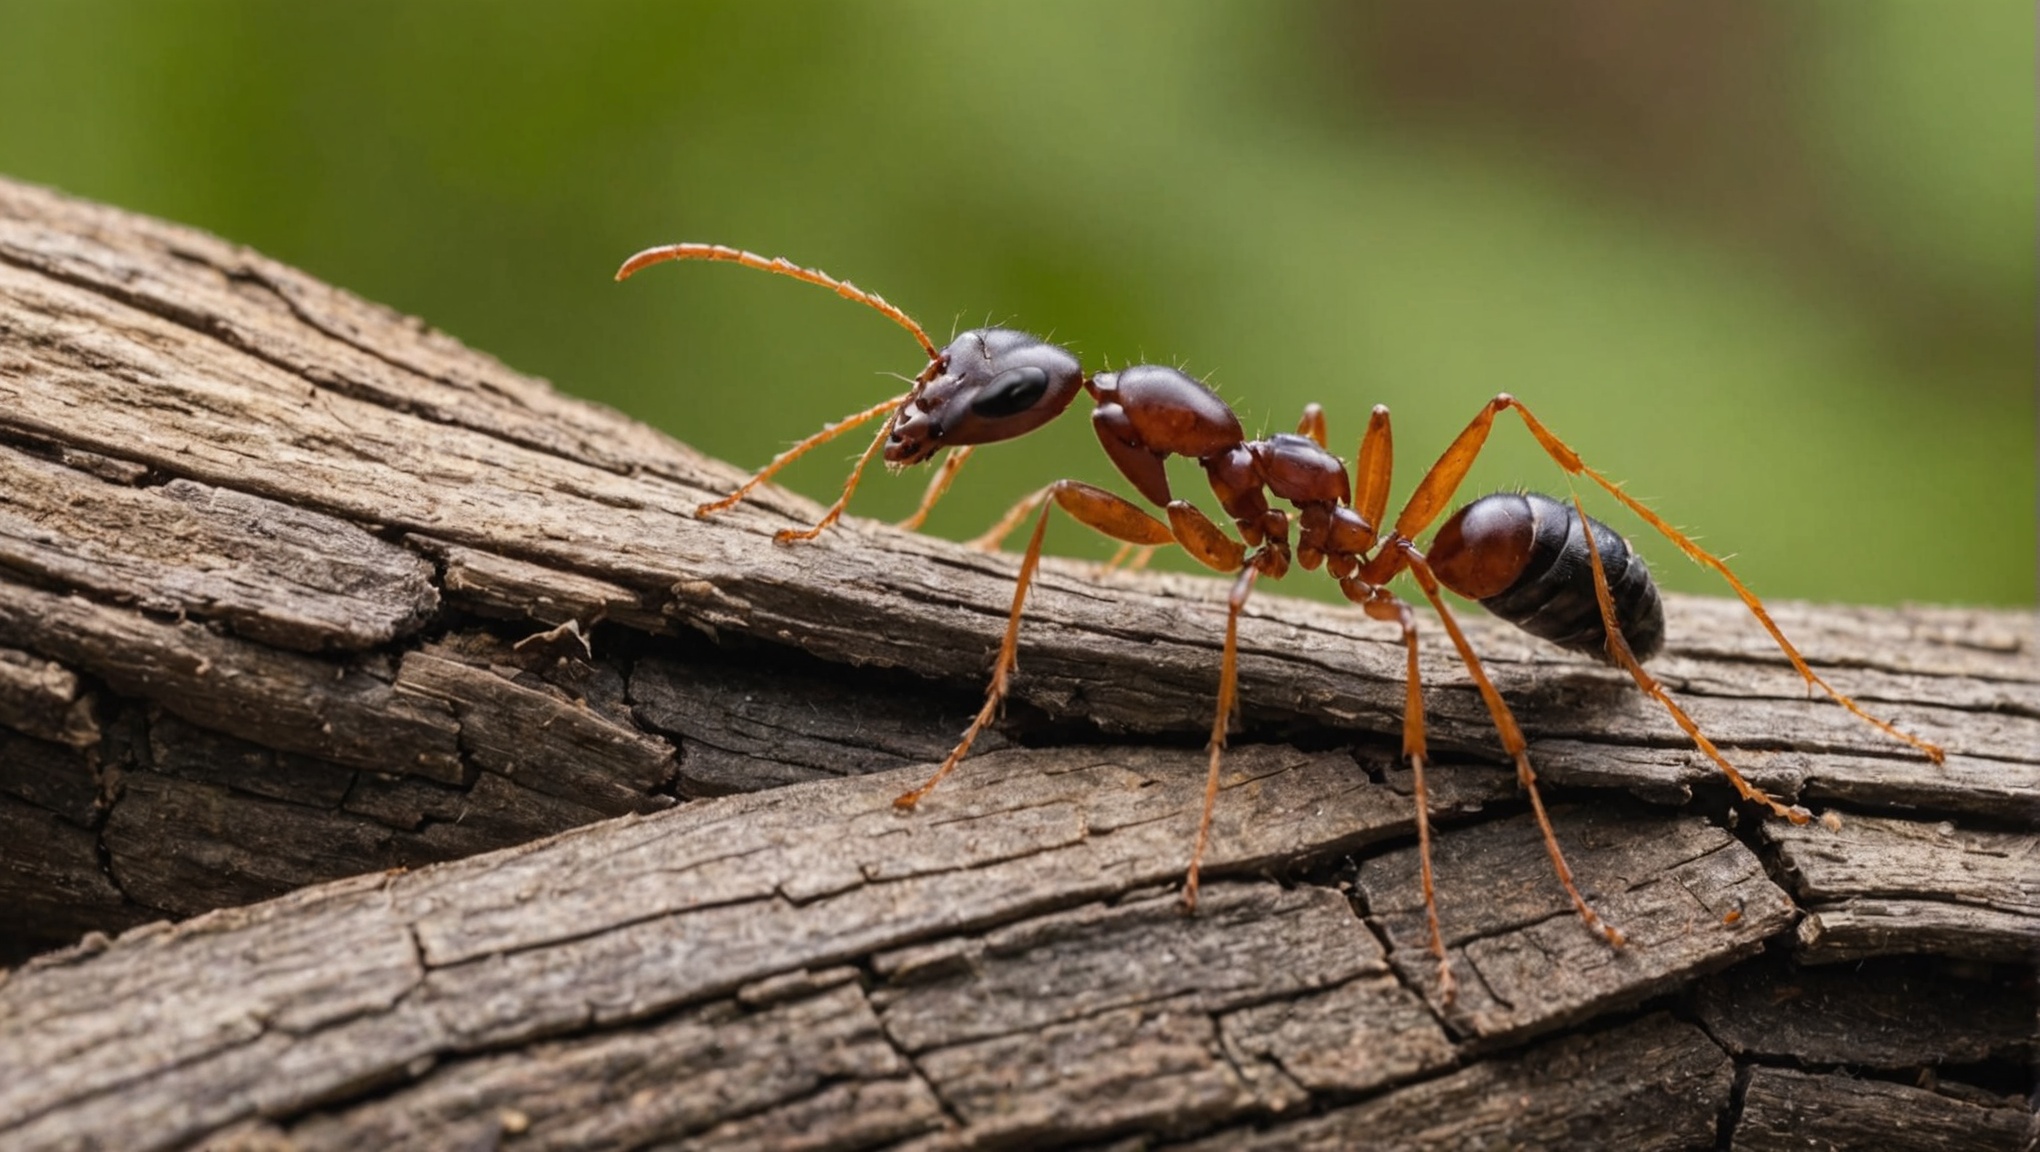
[1,1,2031,606]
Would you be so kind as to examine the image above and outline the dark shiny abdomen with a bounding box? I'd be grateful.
[1473,493,1665,663]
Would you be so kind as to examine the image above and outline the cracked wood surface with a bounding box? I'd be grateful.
[0,177,2034,1149]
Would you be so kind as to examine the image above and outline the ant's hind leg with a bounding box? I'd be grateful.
[1571,497,1809,823]
[1370,393,1940,816]
[1400,545,1628,950]
[895,481,1174,810]
[1500,398,1945,765]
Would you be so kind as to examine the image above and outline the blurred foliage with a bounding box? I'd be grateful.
[0,0,2030,606]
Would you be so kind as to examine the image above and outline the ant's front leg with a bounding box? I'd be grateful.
[895,480,1172,810]
[897,446,974,532]
[694,392,907,542]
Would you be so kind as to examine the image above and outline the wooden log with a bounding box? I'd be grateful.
[0,177,2033,1150]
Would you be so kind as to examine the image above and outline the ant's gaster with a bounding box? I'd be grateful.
[617,243,1946,1001]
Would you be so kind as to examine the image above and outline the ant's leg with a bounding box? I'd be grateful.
[1184,566,1258,910]
[773,410,895,543]
[1503,399,1945,764]
[1381,395,1510,543]
[697,391,906,521]
[1571,497,1811,823]
[1380,394,1942,765]
[1297,403,1327,447]
[1342,579,1454,1001]
[1401,545,1627,948]
[1164,502,1250,572]
[1353,405,1394,534]
[968,486,1160,569]
[895,481,1174,810]
[897,446,974,532]
[965,484,1055,552]
[1103,544,1159,572]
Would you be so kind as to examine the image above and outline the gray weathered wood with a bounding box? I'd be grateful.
[630,652,1010,795]
[1,176,2033,781]
[0,176,2033,1150]
[3,745,2028,1151]
[1733,1066,2033,1152]
[282,974,947,1152]
[0,578,464,782]
[1696,956,2033,1069]
[0,746,1392,1148]
[0,444,438,653]
[1359,802,1796,1045]
[1768,814,2039,963]
[0,647,97,749]
[1175,1012,1734,1152]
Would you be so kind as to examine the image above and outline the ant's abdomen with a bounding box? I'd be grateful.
[1427,492,1665,663]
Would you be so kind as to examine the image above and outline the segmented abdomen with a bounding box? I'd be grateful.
[1432,492,1665,663]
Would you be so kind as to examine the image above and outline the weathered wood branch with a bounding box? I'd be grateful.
[0,177,2033,1150]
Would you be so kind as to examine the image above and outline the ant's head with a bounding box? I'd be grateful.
[884,328,1084,465]
[611,249,1084,466]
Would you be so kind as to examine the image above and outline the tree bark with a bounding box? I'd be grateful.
[0,177,2032,1151]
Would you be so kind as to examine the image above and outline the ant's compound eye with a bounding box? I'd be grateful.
[971,367,1051,419]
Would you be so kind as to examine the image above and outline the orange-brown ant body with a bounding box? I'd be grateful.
[618,243,1944,998]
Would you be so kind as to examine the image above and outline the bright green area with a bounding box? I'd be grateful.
[1,1,2030,606]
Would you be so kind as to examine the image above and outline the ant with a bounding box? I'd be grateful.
[617,242,1945,999]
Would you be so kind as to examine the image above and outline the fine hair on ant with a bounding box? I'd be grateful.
[618,242,1945,1000]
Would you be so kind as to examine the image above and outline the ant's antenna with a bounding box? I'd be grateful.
[616,243,940,361]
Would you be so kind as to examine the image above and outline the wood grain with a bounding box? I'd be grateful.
[1733,1067,2032,1152]
[0,175,2032,1150]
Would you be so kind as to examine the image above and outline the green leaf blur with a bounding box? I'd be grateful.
[1,0,2030,605]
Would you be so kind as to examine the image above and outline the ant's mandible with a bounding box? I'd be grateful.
[617,242,1945,999]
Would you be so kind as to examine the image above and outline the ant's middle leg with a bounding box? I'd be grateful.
[1340,578,1455,1001]
[1184,565,1259,910]
[894,480,1174,810]
[1571,498,1810,823]
[976,489,1257,581]
[1102,543,1159,572]
[968,487,1160,575]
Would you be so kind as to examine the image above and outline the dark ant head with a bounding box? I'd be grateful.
[884,329,1085,465]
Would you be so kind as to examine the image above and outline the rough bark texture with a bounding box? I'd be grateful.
[0,177,2033,1151]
